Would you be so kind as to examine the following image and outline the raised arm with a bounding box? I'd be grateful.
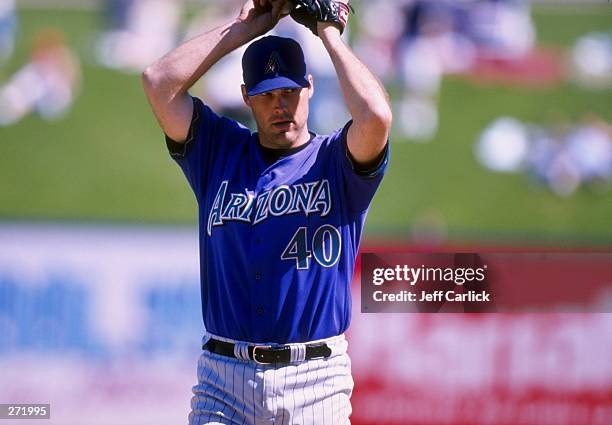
[317,18,392,168]
[142,0,288,142]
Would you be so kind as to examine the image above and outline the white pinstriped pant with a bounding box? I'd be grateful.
[188,333,354,425]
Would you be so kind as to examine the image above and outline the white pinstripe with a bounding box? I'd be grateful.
[188,334,353,425]
[331,361,340,425]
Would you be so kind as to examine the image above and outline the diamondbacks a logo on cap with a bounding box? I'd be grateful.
[264,51,288,76]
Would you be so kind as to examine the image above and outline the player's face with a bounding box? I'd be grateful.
[242,77,314,149]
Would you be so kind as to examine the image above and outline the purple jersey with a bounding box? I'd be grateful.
[167,97,389,344]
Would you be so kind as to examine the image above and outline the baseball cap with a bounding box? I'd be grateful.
[242,35,309,96]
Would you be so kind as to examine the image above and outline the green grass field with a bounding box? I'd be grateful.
[1,5,611,245]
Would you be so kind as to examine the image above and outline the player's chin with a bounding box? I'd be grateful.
[269,131,299,148]
[271,133,293,145]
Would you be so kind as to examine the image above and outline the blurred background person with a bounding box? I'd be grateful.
[0,0,16,64]
[0,28,80,126]
[476,115,612,197]
[101,0,133,31]
[466,0,536,60]
[95,0,183,73]
[563,116,612,193]
[475,116,531,174]
[570,31,612,90]
[353,0,404,83]
[395,0,476,141]
[393,0,539,142]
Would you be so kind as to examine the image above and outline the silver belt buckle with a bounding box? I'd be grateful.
[252,345,273,364]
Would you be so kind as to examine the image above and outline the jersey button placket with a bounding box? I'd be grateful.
[250,230,264,283]
[249,229,264,331]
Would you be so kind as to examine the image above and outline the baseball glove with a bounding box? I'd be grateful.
[288,0,353,36]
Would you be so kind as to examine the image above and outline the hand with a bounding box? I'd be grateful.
[291,0,351,37]
[321,0,351,35]
[237,0,289,37]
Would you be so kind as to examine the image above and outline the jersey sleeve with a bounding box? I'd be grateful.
[165,96,249,200]
[333,120,390,213]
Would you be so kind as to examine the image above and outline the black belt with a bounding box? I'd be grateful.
[203,338,332,364]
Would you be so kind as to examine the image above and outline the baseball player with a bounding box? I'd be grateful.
[142,0,391,423]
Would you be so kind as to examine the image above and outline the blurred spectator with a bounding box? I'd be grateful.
[395,0,476,141]
[475,116,530,173]
[391,0,539,142]
[353,0,405,82]
[102,0,134,31]
[526,126,582,197]
[476,115,612,197]
[95,0,183,73]
[0,29,81,126]
[0,0,16,64]
[465,1,561,88]
[570,32,612,90]
[467,0,536,60]
[526,127,562,188]
[563,117,612,193]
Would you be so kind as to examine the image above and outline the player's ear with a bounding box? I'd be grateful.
[307,75,314,99]
[241,85,251,107]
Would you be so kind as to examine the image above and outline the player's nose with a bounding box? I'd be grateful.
[273,93,289,110]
